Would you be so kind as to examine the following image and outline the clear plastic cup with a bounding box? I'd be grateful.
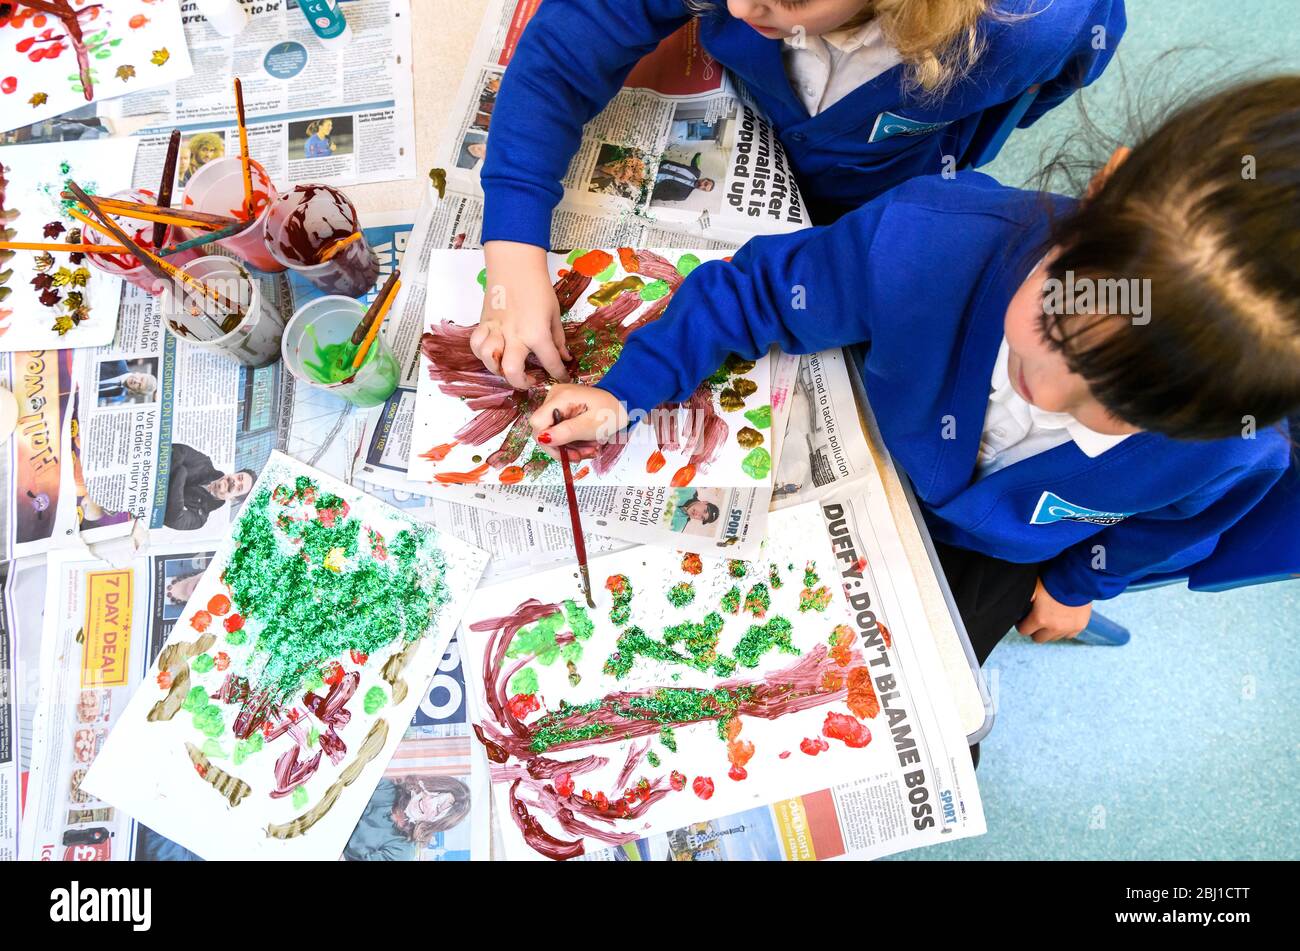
[281,295,400,408]
[263,184,379,298]
[160,255,286,367]
[180,157,284,272]
[83,188,201,294]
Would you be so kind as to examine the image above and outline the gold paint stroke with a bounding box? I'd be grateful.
[148,633,217,722]
[381,639,419,705]
[186,742,251,807]
[264,720,389,840]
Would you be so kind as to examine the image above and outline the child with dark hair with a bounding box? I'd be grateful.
[530,76,1300,663]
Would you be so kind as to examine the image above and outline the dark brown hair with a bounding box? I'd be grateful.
[1041,75,1300,440]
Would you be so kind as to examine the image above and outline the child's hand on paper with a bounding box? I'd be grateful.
[1016,578,1092,642]
[529,384,628,460]
[472,241,572,389]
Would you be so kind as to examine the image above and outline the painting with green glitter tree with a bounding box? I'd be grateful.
[460,503,886,861]
[81,453,489,861]
[410,248,773,490]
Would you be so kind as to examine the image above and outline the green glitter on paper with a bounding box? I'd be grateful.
[675,253,701,277]
[647,750,661,768]
[803,562,819,588]
[720,585,741,614]
[304,668,324,692]
[218,475,451,709]
[509,667,539,697]
[226,628,247,646]
[667,582,695,608]
[292,786,309,809]
[703,364,731,388]
[728,560,747,578]
[564,599,594,640]
[744,405,772,429]
[743,583,770,617]
[191,653,215,673]
[800,586,833,612]
[769,564,783,589]
[659,725,677,752]
[741,447,772,479]
[639,278,670,301]
[733,616,797,669]
[364,686,388,714]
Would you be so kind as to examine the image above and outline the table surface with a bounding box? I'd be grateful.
[350,0,988,736]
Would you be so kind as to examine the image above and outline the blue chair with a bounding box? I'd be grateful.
[1078,431,1300,645]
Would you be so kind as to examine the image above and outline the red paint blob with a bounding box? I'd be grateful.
[214,652,231,671]
[799,737,830,756]
[1,77,16,95]
[645,450,666,474]
[223,613,244,633]
[595,791,609,812]
[322,661,344,686]
[692,776,715,800]
[507,693,541,720]
[778,750,791,759]
[207,593,231,616]
[728,765,748,781]
[349,649,369,665]
[498,465,525,484]
[129,14,149,28]
[823,711,872,748]
[554,772,574,798]
[669,770,687,792]
[156,671,173,689]
[190,610,212,632]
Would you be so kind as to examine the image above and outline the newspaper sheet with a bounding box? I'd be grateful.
[111,0,417,191]
[76,209,413,545]
[0,556,47,859]
[17,544,487,861]
[436,0,809,250]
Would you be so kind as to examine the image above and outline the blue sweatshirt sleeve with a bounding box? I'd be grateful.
[597,196,898,412]
[1039,464,1285,605]
[481,0,690,249]
[1019,0,1126,127]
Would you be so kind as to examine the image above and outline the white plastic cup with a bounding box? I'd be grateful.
[263,184,379,297]
[181,157,284,272]
[193,0,250,37]
[161,255,286,367]
[83,189,201,294]
[281,295,400,408]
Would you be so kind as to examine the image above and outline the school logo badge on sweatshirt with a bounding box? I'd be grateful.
[868,111,952,143]
[1030,491,1133,526]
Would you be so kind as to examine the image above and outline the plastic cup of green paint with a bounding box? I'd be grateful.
[161,255,286,367]
[281,295,400,408]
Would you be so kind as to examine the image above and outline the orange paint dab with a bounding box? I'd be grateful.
[207,593,231,616]
[129,14,149,28]
[573,465,591,480]
[846,666,880,719]
[436,462,490,484]
[823,711,872,748]
[571,249,613,278]
[498,466,525,484]
[190,610,212,633]
[645,450,666,474]
[420,441,458,462]
[617,247,641,273]
[669,464,695,487]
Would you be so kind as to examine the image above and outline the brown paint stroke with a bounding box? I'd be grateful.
[381,639,419,706]
[185,741,252,807]
[263,719,389,841]
[148,633,217,722]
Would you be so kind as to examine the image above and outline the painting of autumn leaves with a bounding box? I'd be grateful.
[1,1,192,134]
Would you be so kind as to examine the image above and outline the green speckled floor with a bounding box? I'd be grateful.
[897,0,1300,861]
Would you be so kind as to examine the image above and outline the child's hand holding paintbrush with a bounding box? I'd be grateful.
[529,383,629,457]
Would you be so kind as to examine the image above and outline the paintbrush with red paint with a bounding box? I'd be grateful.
[551,408,595,608]
[234,77,254,220]
[153,129,182,249]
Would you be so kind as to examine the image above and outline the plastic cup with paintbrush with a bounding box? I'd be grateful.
[81,188,201,294]
[161,255,287,367]
[263,183,379,297]
[281,272,402,407]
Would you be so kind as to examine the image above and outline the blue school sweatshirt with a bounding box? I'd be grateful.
[482,0,1125,247]
[597,174,1292,606]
